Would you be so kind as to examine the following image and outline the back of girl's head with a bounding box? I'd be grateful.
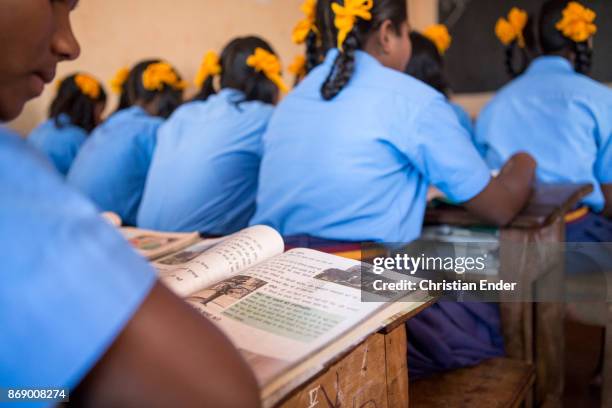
[495,7,536,78]
[129,59,185,119]
[405,31,448,96]
[194,36,281,105]
[49,73,107,133]
[313,0,408,100]
[538,0,594,74]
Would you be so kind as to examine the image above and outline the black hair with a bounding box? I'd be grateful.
[129,59,184,119]
[49,73,107,133]
[315,0,408,100]
[404,31,449,96]
[500,15,536,78]
[193,36,280,105]
[538,0,592,75]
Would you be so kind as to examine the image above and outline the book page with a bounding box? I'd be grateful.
[156,225,284,297]
[185,248,424,386]
[121,227,201,261]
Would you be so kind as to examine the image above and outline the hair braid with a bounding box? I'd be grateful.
[320,33,358,100]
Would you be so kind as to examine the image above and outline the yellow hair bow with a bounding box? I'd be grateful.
[288,55,307,79]
[332,0,373,51]
[423,24,452,55]
[556,1,597,43]
[75,74,101,99]
[194,51,222,88]
[142,62,186,92]
[495,7,528,48]
[246,48,289,93]
[110,67,130,94]
[292,0,319,45]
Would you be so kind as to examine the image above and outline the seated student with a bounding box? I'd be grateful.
[28,73,106,175]
[405,26,473,135]
[476,0,612,241]
[252,0,536,378]
[68,60,184,226]
[138,37,284,234]
[0,1,259,406]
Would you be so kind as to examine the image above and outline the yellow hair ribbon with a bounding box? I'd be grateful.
[75,74,101,99]
[292,0,319,44]
[423,24,452,55]
[194,51,222,88]
[246,48,289,93]
[332,0,373,51]
[288,55,307,79]
[110,67,130,95]
[142,62,186,92]
[495,7,528,48]
[555,1,597,43]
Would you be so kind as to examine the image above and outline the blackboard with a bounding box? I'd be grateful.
[439,0,612,93]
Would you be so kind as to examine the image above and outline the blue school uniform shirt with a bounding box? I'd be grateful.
[67,106,162,226]
[137,89,273,234]
[0,127,155,397]
[475,56,612,212]
[251,49,491,242]
[28,114,87,176]
[450,102,474,136]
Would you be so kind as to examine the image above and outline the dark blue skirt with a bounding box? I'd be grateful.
[284,235,505,381]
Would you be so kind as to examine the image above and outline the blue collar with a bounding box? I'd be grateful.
[218,88,246,102]
[527,56,574,75]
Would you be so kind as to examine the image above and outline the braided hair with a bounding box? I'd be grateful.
[504,17,535,78]
[316,0,408,101]
[50,74,107,133]
[539,0,593,75]
[129,59,184,119]
[195,37,280,105]
[405,31,450,96]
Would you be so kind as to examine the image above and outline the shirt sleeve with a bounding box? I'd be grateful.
[391,96,491,203]
[0,133,156,391]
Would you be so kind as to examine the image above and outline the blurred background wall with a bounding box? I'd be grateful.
[7,0,439,135]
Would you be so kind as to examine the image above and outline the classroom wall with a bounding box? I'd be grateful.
[7,0,463,134]
[9,0,442,134]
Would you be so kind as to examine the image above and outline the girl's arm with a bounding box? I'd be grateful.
[463,152,537,226]
[71,282,261,408]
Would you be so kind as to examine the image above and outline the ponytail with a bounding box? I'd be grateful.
[573,41,592,75]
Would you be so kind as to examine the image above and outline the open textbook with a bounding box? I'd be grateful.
[124,225,431,406]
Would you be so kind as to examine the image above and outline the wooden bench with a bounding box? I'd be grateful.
[410,358,535,408]
[422,183,593,408]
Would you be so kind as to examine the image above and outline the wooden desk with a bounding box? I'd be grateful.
[425,183,593,408]
[265,297,437,407]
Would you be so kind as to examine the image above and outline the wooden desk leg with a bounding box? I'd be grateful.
[535,302,564,408]
[386,325,409,407]
[602,303,612,408]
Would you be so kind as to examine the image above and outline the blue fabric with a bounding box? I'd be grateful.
[138,89,273,234]
[28,114,87,176]
[67,107,162,226]
[0,127,156,399]
[475,56,612,212]
[252,49,491,242]
[449,101,474,136]
[407,302,504,380]
[567,212,612,243]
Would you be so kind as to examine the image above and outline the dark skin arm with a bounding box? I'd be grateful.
[602,184,612,218]
[463,152,537,226]
[71,282,261,408]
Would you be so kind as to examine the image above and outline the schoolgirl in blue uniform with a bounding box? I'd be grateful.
[28,73,106,175]
[404,25,473,134]
[0,3,259,404]
[476,1,612,241]
[253,0,536,378]
[138,37,284,235]
[68,60,184,226]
